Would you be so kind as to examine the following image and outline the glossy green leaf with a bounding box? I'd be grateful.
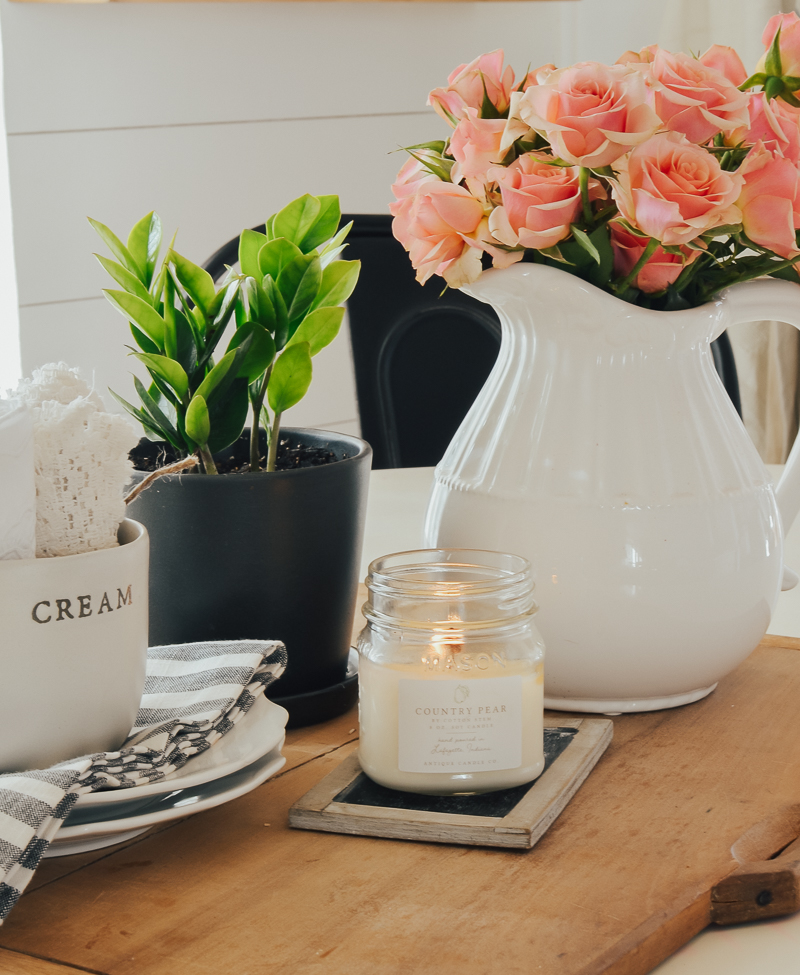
[104,289,166,346]
[130,324,159,355]
[185,394,210,446]
[239,229,269,279]
[286,306,344,356]
[311,259,360,310]
[173,310,198,377]
[131,353,189,401]
[109,387,171,443]
[94,254,153,305]
[299,195,341,253]
[258,238,303,282]
[268,342,312,413]
[211,278,241,330]
[263,275,290,348]
[88,217,143,281]
[272,194,321,247]
[319,220,352,260]
[265,214,277,241]
[569,225,601,265]
[169,250,216,316]
[206,378,250,453]
[195,349,237,403]
[766,25,783,77]
[132,375,182,447]
[127,212,162,287]
[278,252,322,327]
[227,322,276,381]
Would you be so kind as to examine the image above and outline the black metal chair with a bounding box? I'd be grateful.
[203,214,742,470]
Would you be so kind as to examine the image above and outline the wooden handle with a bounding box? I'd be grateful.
[711,836,800,924]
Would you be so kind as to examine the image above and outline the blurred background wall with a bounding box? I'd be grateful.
[0,0,795,451]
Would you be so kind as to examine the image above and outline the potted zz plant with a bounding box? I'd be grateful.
[92,194,371,726]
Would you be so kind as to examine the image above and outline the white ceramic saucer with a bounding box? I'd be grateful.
[45,695,289,857]
[77,694,288,808]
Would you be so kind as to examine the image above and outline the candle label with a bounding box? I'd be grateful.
[397,676,522,773]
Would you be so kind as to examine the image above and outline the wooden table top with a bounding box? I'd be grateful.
[2,633,800,975]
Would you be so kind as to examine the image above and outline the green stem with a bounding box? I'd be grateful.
[579,167,592,224]
[614,237,659,292]
[198,446,218,475]
[266,410,282,473]
[249,364,273,472]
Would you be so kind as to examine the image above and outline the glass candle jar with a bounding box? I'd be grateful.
[357,549,545,795]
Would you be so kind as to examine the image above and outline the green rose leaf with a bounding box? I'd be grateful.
[286,306,344,356]
[127,211,162,287]
[268,342,312,414]
[239,229,269,279]
[272,194,321,246]
[131,352,189,401]
[227,322,276,381]
[185,394,211,447]
[104,289,166,347]
[311,259,360,310]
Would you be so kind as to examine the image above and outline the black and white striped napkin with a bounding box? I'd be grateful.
[0,639,287,923]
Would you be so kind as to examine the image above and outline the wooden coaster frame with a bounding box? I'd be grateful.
[289,715,613,849]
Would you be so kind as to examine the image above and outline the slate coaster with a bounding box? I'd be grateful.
[289,716,612,849]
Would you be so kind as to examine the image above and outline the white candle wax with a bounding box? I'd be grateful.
[359,651,544,795]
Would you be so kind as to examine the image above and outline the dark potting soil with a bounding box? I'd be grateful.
[130,432,346,474]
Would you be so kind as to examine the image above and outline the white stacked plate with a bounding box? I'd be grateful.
[47,695,289,857]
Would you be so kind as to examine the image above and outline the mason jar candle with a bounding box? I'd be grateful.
[357,549,545,795]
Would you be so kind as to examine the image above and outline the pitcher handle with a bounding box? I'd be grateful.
[722,278,800,537]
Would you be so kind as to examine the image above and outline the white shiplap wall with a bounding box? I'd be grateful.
[0,0,755,431]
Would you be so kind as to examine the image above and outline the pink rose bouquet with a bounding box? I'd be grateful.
[391,16,800,308]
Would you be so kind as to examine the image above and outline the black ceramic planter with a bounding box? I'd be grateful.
[127,428,372,726]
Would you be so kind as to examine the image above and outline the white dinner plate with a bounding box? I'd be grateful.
[77,693,288,809]
[46,743,286,857]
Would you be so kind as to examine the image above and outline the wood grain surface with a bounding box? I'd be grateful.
[1,638,800,975]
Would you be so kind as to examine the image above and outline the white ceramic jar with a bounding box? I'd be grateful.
[424,264,800,713]
[0,518,149,772]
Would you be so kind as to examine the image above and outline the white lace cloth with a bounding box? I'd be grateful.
[0,398,35,560]
[13,363,136,557]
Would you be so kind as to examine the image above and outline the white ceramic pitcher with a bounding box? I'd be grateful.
[424,262,800,713]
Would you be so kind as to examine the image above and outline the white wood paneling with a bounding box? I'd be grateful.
[19,294,359,427]
[0,2,564,134]
[9,111,442,306]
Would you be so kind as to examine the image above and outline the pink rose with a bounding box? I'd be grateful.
[730,92,800,164]
[486,153,605,250]
[649,48,750,145]
[429,51,515,126]
[390,180,485,287]
[518,62,661,169]
[616,46,658,66]
[738,141,800,260]
[699,45,747,87]
[612,132,742,246]
[609,221,698,293]
[450,109,507,182]
[391,155,439,202]
[760,12,800,77]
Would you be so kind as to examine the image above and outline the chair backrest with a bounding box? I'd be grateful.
[341,214,501,470]
[202,214,742,470]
